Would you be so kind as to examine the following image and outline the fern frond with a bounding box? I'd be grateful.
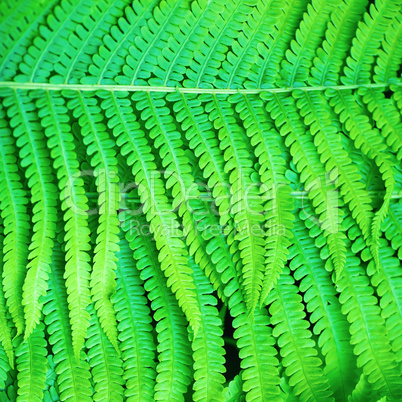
[374,12,402,83]
[116,0,191,86]
[36,90,92,361]
[341,210,402,368]
[382,199,402,259]
[189,260,226,401]
[367,240,402,365]
[43,355,60,402]
[0,231,13,368]
[294,90,373,247]
[121,212,193,401]
[0,0,57,81]
[67,90,120,352]
[52,0,131,84]
[43,237,92,401]
[216,0,282,89]
[223,374,245,401]
[145,0,211,87]
[99,90,201,333]
[0,103,29,336]
[204,232,282,401]
[290,217,356,400]
[267,267,334,401]
[328,88,395,265]
[247,0,306,89]
[264,92,346,278]
[15,323,48,401]
[183,0,255,89]
[342,0,401,85]
[83,0,158,85]
[336,250,402,399]
[348,374,377,402]
[167,91,232,227]
[171,92,244,299]
[133,91,215,295]
[15,0,95,83]
[0,1,402,399]
[86,304,124,401]
[310,0,367,86]
[358,87,402,160]
[279,0,336,88]
[233,304,281,401]
[113,231,156,401]
[168,93,243,298]
[194,199,238,302]
[0,343,10,389]
[3,89,57,338]
[233,93,294,304]
[204,94,265,311]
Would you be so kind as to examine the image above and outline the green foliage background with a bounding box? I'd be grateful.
[0,0,401,400]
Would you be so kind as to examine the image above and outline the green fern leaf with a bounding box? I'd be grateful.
[144,0,211,87]
[0,230,13,368]
[115,0,192,86]
[0,1,402,400]
[3,90,57,339]
[36,90,92,361]
[83,0,158,85]
[328,88,397,265]
[205,94,266,312]
[310,0,367,86]
[207,230,281,400]
[367,240,402,365]
[250,0,307,89]
[15,323,48,401]
[43,236,92,401]
[233,305,281,401]
[232,93,294,304]
[189,260,226,401]
[52,0,132,84]
[215,0,282,89]
[167,91,232,227]
[133,91,216,295]
[100,90,202,333]
[279,0,337,88]
[122,212,193,401]
[294,90,374,247]
[290,216,356,400]
[342,0,402,86]
[0,0,58,81]
[223,374,245,402]
[86,304,125,401]
[181,0,255,89]
[359,87,402,160]
[374,12,402,84]
[336,250,402,399]
[67,90,121,353]
[267,267,334,401]
[15,0,94,83]
[382,199,402,259]
[264,92,347,278]
[0,103,29,336]
[113,231,157,401]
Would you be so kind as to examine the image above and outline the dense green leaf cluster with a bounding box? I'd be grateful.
[0,0,401,400]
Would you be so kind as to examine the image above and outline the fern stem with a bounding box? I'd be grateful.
[84,190,402,200]
[0,81,399,94]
